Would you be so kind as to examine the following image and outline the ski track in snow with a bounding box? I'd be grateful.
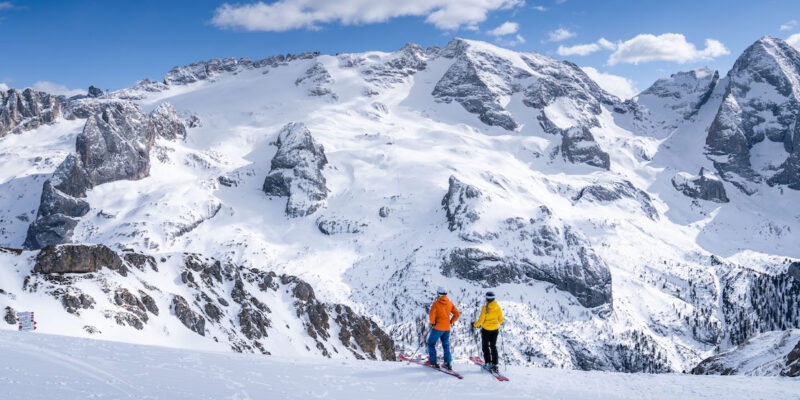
[1,331,798,400]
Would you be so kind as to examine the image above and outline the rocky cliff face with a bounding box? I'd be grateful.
[433,39,526,130]
[0,88,61,137]
[691,330,800,376]
[706,36,800,191]
[20,245,394,360]
[672,168,729,203]
[560,127,611,170]
[24,102,166,248]
[440,177,613,308]
[295,62,337,100]
[441,175,484,233]
[149,102,186,140]
[262,122,329,217]
[162,53,320,86]
[634,68,719,137]
[573,180,658,220]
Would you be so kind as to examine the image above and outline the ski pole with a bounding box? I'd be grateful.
[413,324,431,358]
[500,326,507,372]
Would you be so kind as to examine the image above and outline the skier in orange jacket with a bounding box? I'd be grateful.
[426,287,460,370]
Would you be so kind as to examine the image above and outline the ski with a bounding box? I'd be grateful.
[398,354,463,379]
[469,356,509,381]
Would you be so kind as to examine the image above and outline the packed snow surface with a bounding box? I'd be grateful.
[1,331,798,400]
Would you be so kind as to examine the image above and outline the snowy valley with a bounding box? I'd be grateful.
[1,35,800,386]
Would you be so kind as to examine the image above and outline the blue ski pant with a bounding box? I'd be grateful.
[427,328,452,364]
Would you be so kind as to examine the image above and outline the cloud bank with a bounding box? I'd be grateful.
[582,67,638,100]
[545,28,576,42]
[557,38,615,56]
[32,81,85,97]
[488,21,518,36]
[212,0,523,31]
[788,33,800,50]
[608,33,729,65]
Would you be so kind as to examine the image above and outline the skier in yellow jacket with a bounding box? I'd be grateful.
[472,291,503,373]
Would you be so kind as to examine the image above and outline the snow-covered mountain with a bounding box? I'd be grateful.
[1,36,799,375]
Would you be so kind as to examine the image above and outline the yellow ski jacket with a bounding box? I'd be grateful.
[472,300,503,331]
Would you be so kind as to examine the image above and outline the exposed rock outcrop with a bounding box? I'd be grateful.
[573,180,658,220]
[87,85,104,98]
[317,217,367,235]
[150,102,186,140]
[172,295,206,336]
[25,102,156,248]
[432,39,524,130]
[692,330,800,376]
[783,339,800,377]
[671,168,729,203]
[0,88,61,137]
[262,123,329,217]
[442,175,484,232]
[634,68,720,137]
[295,62,337,100]
[3,306,15,325]
[33,244,125,275]
[359,42,427,90]
[282,275,395,360]
[441,207,613,308]
[162,53,319,86]
[23,181,90,248]
[561,127,611,170]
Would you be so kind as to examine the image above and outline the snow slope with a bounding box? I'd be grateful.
[2,330,798,400]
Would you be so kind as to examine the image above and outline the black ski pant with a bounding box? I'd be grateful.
[481,328,499,365]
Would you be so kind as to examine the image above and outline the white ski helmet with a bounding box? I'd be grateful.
[437,286,447,296]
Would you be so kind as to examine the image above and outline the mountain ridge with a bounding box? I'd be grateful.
[0,36,799,376]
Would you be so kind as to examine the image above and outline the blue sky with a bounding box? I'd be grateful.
[2,0,800,98]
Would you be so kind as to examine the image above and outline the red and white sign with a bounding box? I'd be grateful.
[16,311,36,332]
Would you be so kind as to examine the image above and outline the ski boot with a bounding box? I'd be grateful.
[425,360,440,369]
[442,362,453,371]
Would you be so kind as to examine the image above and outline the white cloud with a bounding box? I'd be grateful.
[557,37,616,57]
[532,5,547,11]
[488,21,518,36]
[32,81,86,97]
[597,37,616,50]
[0,83,8,91]
[499,34,526,46]
[608,33,729,65]
[557,43,600,56]
[545,28,576,42]
[780,20,797,31]
[0,2,13,10]
[787,33,800,50]
[582,67,638,100]
[211,0,524,32]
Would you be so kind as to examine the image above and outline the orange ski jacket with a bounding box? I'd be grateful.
[430,295,460,331]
